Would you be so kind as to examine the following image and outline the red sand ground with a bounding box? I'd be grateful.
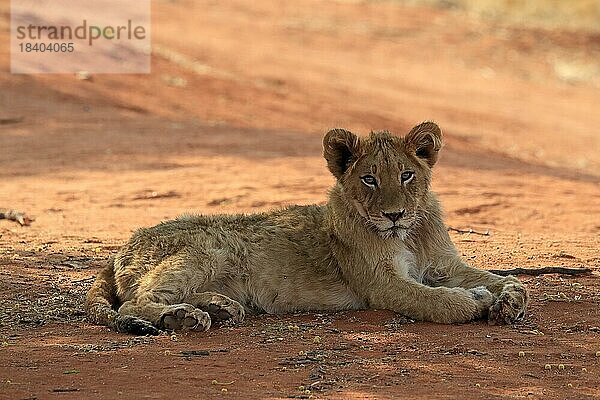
[0,1,599,399]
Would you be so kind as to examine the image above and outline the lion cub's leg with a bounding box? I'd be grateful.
[369,277,495,324]
[184,292,245,324]
[117,254,217,332]
[427,259,528,325]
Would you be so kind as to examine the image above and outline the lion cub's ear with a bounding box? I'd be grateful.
[323,128,361,179]
[404,121,443,167]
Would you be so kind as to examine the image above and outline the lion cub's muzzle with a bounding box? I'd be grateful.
[373,210,416,235]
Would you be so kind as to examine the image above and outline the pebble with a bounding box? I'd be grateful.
[76,71,92,81]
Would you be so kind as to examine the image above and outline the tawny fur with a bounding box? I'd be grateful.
[85,121,528,334]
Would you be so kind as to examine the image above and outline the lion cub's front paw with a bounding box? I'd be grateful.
[488,283,528,325]
[467,286,495,315]
[436,286,495,323]
[160,304,211,332]
[206,296,245,325]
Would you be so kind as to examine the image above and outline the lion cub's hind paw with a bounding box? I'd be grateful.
[160,304,211,332]
[206,297,245,325]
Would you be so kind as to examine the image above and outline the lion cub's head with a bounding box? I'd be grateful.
[323,121,442,239]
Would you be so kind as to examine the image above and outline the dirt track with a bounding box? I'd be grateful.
[1,1,599,399]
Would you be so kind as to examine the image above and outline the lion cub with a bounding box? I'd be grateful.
[86,121,527,335]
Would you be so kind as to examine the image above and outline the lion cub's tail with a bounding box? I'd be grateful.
[85,259,159,335]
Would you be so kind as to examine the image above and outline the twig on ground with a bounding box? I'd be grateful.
[447,227,490,236]
[71,276,96,284]
[132,190,180,201]
[0,116,24,125]
[179,350,210,357]
[0,209,34,226]
[211,380,235,386]
[488,267,592,276]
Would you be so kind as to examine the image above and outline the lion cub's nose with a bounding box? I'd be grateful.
[382,210,405,223]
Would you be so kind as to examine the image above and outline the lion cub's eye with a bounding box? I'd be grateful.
[361,175,377,187]
[400,171,415,183]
